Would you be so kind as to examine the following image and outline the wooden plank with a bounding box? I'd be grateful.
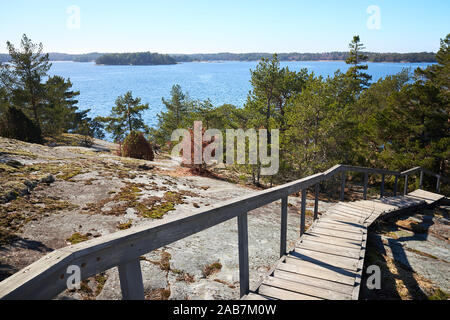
[258,284,322,300]
[314,222,364,234]
[290,249,359,270]
[394,175,398,196]
[340,171,346,201]
[300,189,307,236]
[404,174,409,195]
[335,203,380,214]
[328,207,367,218]
[118,259,145,300]
[318,217,366,227]
[263,276,351,300]
[310,227,364,241]
[345,201,392,211]
[273,269,354,295]
[314,184,319,220]
[363,172,368,200]
[280,196,288,257]
[238,212,249,298]
[326,211,361,221]
[302,233,362,249]
[327,210,366,221]
[277,259,356,285]
[298,240,361,259]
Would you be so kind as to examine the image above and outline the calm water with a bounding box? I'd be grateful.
[48,61,434,129]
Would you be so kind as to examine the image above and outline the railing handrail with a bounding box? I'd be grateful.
[0,163,446,300]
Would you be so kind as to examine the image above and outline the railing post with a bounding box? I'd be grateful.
[280,197,288,258]
[394,175,398,196]
[118,259,145,300]
[237,212,249,297]
[436,175,441,194]
[363,172,368,200]
[314,184,319,220]
[340,171,346,201]
[404,174,409,195]
[300,189,307,236]
[419,170,424,190]
[380,174,385,198]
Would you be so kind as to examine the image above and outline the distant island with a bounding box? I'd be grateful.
[0,51,437,64]
[95,52,177,65]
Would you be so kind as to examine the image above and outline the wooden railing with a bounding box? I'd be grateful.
[0,164,447,300]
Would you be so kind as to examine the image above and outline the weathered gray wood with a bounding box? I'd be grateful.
[314,184,319,220]
[258,284,321,300]
[341,165,400,176]
[401,166,421,175]
[289,249,359,270]
[436,175,441,193]
[300,189,307,236]
[380,174,385,198]
[280,196,288,258]
[281,258,357,285]
[297,241,361,259]
[363,172,368,200]
[340,171,346,201]
[394,175,398,196]
[264,276,351,300]
[404,174,409,195]
[273,269,354,295]
[118,259,145,300]
[310,227,363,241]
[237,212,249,297]
[303,233,363,249]
[419,170,423,189]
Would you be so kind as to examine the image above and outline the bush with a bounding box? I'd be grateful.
[121,131,154,161]
[0,106,42,143]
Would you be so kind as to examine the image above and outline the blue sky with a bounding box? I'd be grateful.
[0,0,449,54]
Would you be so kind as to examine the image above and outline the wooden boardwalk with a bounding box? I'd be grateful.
[0,164,447,300]
[244,189,445,300]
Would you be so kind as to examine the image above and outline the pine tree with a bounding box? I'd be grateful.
[0,34,51,128]
[96,91,149,142]
[153,85,192,145]
[345,35,372,92]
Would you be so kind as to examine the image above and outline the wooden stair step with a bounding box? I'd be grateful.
[277,259,357,286]
[273,269,354,295]
[258,284,322,300]
[298,240,361,259]
[290,248,359,270]
[263,276,351,300]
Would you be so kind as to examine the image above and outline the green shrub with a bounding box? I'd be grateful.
[121,131,154,161]
[0,106,42,143]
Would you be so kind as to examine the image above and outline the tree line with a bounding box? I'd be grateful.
[0,51,437,64]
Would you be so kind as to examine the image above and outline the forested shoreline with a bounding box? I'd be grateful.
[0,51,437,64]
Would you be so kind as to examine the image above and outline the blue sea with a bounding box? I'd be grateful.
[48,61,434,129]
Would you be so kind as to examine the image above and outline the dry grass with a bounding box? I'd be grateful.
[203,261,222,277]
